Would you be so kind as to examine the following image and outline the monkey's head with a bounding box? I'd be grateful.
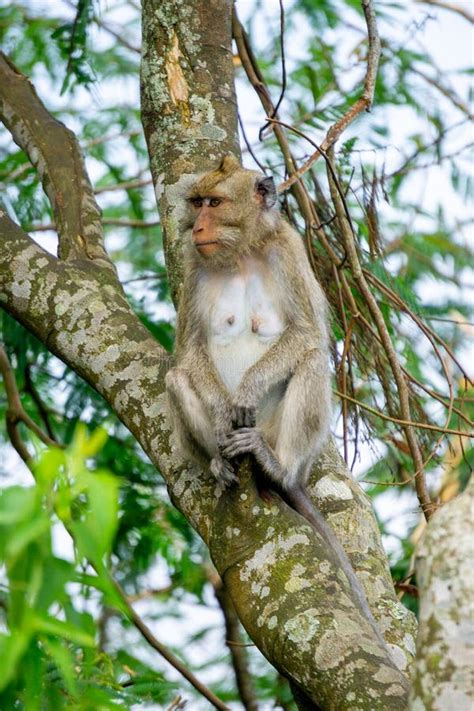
[185,155,279,265]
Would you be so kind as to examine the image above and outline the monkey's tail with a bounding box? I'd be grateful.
[282,486,394,658]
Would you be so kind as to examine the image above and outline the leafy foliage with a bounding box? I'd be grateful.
[0,432,175,709]
[0,0,472,707]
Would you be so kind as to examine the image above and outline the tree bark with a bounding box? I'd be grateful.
[409,478,474,710]
[0,1,417,705]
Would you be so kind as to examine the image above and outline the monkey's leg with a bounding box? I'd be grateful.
[220,432,390,653]
[229,349,331,487]
[165,368,237,486]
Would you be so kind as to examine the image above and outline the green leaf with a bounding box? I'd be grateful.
[0,632,30,692]
[5,512,50,560]
[32,612,95,647]
[42,637,78,696]
[0,486,38,526]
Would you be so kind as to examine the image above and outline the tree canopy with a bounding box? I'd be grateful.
[0,0,472,709]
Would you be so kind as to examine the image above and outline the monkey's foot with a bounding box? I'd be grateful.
[210,455,238,487]
[222,427,265,460]
[231,405,256,429]
[221,428,284,482]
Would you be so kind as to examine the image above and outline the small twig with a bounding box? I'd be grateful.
[27,218,160,232]
[24,364,56,440]
[411,64,473,118]
[126,585,172,602]
[335,389,472,438]
[111,579,230,711]
[259,0,287,138]
[237,113,267,173]
[0,346,59,463]
[85,128,142,149]
[94,177,152,195]
[415,0,474,23]
[278,0,381,192]
[122,272,167,285]
[166,698,187,710]
[387,119,469,180]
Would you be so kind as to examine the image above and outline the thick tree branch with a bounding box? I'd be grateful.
[140,0,240,302]
[140,2,416,708]
[0,52,111,266]
[0,334,226,708]
[409,480,474,709]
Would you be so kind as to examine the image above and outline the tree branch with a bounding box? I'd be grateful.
[326,150,434,518]
[210,569,259,711]
[409,479,474,709]
[415,0,474,23]
[0,52,112,266]
[0,3,418,707]
[0,345,58,463]
[112,579,230,710]
[0,336,227,709]
[278,0,381,192]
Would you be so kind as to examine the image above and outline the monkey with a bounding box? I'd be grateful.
[165,155,392,653]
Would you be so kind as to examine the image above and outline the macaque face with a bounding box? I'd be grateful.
[188,195,230,257]
[187,173,277,261]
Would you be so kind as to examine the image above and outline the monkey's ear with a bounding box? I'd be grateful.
[256,176,277,209]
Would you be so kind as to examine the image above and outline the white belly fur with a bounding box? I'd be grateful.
[198,258,285,394]
[210,334,269,393]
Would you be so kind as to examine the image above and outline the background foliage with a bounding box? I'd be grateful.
[0,0,472,707]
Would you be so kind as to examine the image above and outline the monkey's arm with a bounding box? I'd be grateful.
[234,327,327,413]
[175,289,233,433]
[234,235,329,412]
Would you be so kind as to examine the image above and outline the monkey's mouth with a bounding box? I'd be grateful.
[195,241,219,248]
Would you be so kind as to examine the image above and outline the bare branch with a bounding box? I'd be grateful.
[112,579,230,710]
[335,390,473,438]
[0,346,59,463]
[415,0,474,23]
[24,364,56,440]
[0,52,112,266]
[210,569,259,711]
[326,150,434,518]
[94,177,152,194]
[27,218,160,232]
[279,0,381,192]
[411,64,473,118]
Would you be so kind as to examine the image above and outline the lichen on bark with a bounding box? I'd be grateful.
[409,479,474,710]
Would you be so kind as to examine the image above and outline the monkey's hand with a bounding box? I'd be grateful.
[231,405,257,429]
[220,428,284,484]
[210,454,238,487]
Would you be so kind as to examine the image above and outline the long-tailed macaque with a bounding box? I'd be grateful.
[165,155,387,648]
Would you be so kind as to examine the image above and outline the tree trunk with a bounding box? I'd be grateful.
[0,0,418,706]
[409,478,474,710]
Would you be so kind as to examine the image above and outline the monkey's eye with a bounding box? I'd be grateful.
[209,198,222,208]
[190,197,203,208]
